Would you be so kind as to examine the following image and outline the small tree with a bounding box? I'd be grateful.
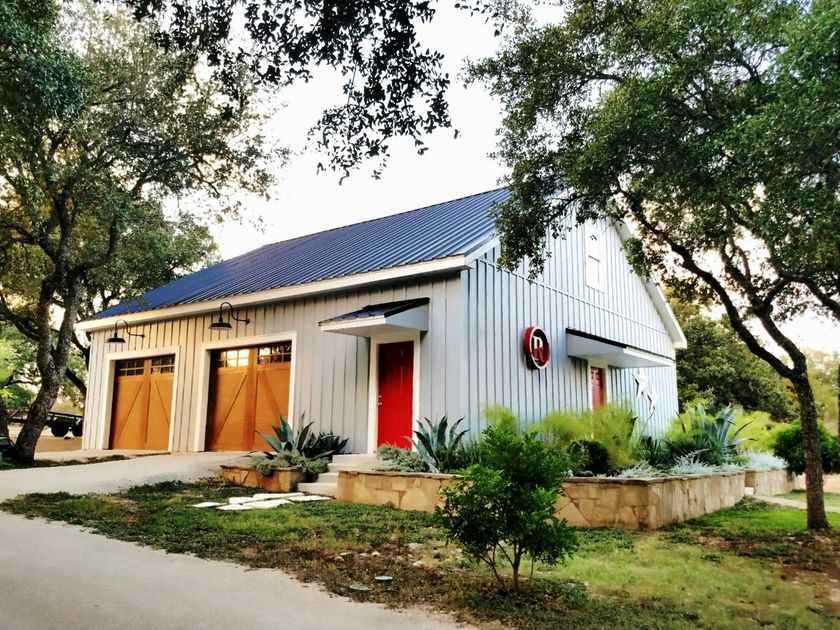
[436,426,578,591]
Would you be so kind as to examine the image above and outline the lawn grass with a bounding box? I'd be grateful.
[2,481,838,630]
[779,490,840,509]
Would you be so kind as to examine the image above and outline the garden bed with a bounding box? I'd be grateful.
[557,472,746,529]
[220,464,301,492]
[744,468,794,496]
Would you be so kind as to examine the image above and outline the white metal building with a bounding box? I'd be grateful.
[77,188,686,453]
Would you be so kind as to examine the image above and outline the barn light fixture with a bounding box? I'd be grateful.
[209,302,250,330]
[106,319,145,344]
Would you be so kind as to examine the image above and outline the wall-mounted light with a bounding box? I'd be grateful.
[106,319,145,344]
[209,301,251,330]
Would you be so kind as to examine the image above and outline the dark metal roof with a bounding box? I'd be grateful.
[320,298,430,325]
[97,187,510,318]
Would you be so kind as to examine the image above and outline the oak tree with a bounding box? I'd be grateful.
[472,0,839,527]
[0,0,271,460]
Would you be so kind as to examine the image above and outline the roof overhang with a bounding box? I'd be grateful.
[77,256,467,333]
[319,298,429,337]
[567,330,674,368]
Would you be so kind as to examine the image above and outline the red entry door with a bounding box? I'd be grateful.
[377,341,414,448]
[591,367,606,410]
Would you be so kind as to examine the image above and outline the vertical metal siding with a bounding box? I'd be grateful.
[463,220,679,433]
[83,274,464,453]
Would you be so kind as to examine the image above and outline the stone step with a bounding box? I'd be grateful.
[331,454,378,467]
[297,481,338,498]
[328,461,376,473]
[316,471,339,484]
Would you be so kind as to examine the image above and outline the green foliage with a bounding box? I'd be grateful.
[806,350,840,434]
[672,300,797,421]
[669,405,752,465]
[122,0,452,179]
[734,411,786,453]
[0,0,273,459]
[409,416,469,473]
[569,440,610,476]
[484,404,521,433]
[772,422,840,475]
[251,452,329,482]
[470,0,838,526]
[374,444,428,473]
[538,404,638,472]
[261,415,348,460]
[436,426,578,590]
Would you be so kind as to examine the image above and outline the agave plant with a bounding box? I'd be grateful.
[409,416,469,473]
[261,414,314,454]
[411,416,469,472]
[260,413,348,460]
[671,405,753,465]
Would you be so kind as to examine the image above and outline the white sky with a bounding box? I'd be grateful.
[205,4,838,354]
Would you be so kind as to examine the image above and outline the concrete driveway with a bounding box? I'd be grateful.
[0,455,471,630]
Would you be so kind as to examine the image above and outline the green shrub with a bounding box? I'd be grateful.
[250,452,329,481]
[483,404,521,433]
[771,421,840,475]
[538,404,638,471]
[410,416,468,473]
[436,426,578,591]
[438,438,484,473]
[374,444,428,472]
[569,440,610,476]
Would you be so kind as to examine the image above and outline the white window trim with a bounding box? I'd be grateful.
[585,222,605,292]
[191,330,298,452]
[586,359,610,411]
[366,331,421,454]
[96,345,181,451]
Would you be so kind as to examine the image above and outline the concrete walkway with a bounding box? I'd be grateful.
[0,455,472,630]
[755,494,840,513]
[0,452,244,501]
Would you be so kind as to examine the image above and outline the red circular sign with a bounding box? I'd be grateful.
[523,326,551,370]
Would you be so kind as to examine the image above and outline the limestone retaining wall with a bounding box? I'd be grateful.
[220,465,301,492]
[337,469,747,529]
[336,470,455,512]
[744,468,794,496]
[556,472,746,529]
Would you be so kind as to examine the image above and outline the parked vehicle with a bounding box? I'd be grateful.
[8,409,83,438]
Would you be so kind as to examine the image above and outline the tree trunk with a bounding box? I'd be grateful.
[14,280,81,462]
[14,371,61,462]
[0,397,10,443]
[790,370,830,529]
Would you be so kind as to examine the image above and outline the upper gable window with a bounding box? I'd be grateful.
[585,222,605,291]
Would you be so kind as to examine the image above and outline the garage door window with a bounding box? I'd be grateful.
[151,356,175,373]
[217,348,250,368]
[257,342,292,364]
[117,359,144,376]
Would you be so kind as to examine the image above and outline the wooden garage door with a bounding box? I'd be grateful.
[205,342,291,451]
[110,356,174,450]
